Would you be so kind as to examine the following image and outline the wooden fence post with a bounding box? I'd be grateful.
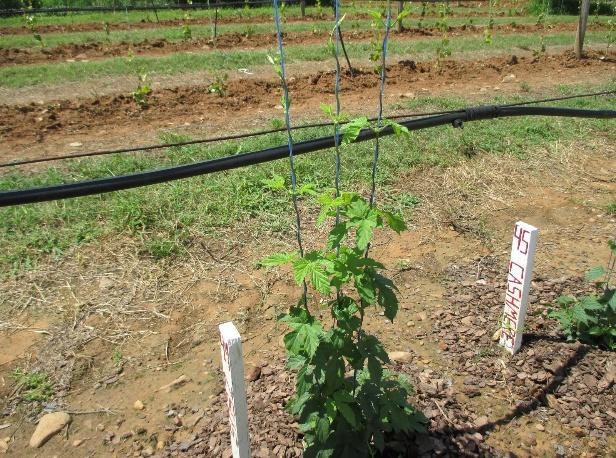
[575,0,591,58]
[219,322,250,458]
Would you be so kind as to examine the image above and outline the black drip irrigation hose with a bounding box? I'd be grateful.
[0,104,614,208]
[2,89,614,169]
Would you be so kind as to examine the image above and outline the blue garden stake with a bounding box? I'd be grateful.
[273,0,308,304]
[369,0,392,208]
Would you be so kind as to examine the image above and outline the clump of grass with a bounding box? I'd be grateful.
[12,368,54,402]
[606,202,616,215]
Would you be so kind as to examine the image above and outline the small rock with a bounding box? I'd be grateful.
[535,424,545,431]
[157,375,191,393]
[133,400,145,410]
[69,142,83,147]
[492,328,502,341]
[245,365,261,382]
[388,351,413,363]
[29,412,71,448]
[72,439,84,447]
[156,440,165,450]
[142,446,154,457]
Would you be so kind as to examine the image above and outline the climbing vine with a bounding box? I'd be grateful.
[262,0,425,455]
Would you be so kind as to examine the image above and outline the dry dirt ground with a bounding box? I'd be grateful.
[0,49,614,165]
[1,140,615,457]
[0,33,615,458]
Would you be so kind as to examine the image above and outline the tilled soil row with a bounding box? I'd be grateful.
[1,51,613,157]
[0,22,594,67]
[158,256,614,457]
[0,9,525,36]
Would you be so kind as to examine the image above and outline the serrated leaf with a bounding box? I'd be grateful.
[320,103,334,118]
[580,295,604,311]
[380,210,407,233]
[383,119,410,138]
[340,117,369,144]
[367,356,383,381]
[327,223,347,249]
[287,354,306,370]
[356,219,376,250]
[585,265,607,282]
[374,272,399,321]
[283,322,323,358]
[315,416,330,443]
[355,273,377,304]
[334,399,357,428]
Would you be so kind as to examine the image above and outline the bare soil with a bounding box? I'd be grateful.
[0,22,597,67]
[0,50,614,165]
[0,140,614,457]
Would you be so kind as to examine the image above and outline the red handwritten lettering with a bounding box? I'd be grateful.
[513,225,531,254]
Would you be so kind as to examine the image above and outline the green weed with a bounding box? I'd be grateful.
[12,368,54,402]
[549,240,616,350]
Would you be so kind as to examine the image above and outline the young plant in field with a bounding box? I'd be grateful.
[607,19,615,53]
[103,20,111,43]
[24,14,44,47]
[131,72,152,108]
[434,3,451,69]
[208,73,228,97]
[549,240,616,350]
[182,14,192,41]
[484,0,496,44]
[260,191,425,456]
[367,7,408,73]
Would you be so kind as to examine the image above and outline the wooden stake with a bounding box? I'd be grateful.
[499,221,539,355]
[575,0,591,58]
[219,322,250,458]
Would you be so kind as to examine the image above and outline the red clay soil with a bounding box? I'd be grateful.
[0,10,524,36]
[0,50,613,162]
[0,22,595,67]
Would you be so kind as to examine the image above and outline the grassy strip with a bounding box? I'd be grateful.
[0,30,609,88]
[0,82,614,275]
[0,3,521,28]
[0,15,591,49]
[0,5,314,28]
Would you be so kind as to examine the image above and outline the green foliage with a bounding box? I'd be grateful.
[549,240,616,350]
[607,19,615,53]
[111,348,123,364]
[23,14,44,47]
[261,192,425,456]
[144,236,180,259]
[434,2,451,67]
[102,20,111,42]
[181,13,193,41]
[131,72,152,108]
[606,201,616,215]
[12,369,54,402]
[527,0,614,15]
[208,73,228,97]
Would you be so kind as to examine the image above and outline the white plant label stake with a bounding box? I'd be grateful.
[499,221,539,354]
[219,322,250,458]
